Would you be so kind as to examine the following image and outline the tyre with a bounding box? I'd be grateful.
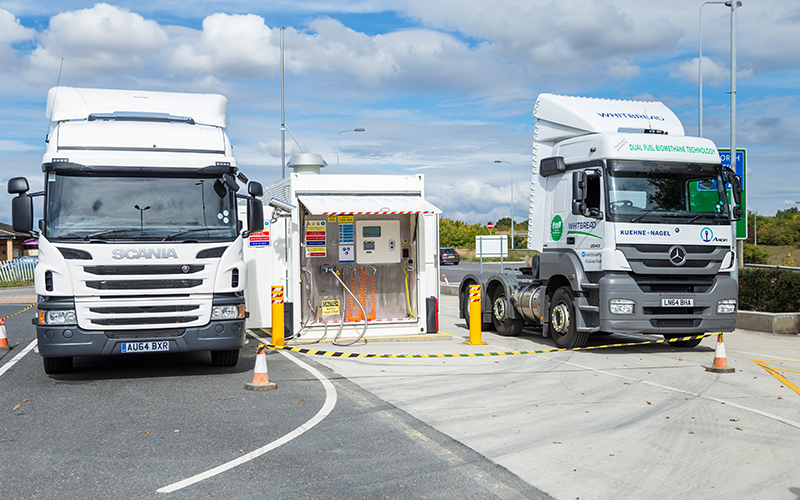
[491,287,524,336]
[664,335,703,348]
[211,349,240,367]
[462,282,492,330]
[43,356,73,374]
[548,287,589,349]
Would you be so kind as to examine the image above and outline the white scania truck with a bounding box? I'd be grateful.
[8,87,263,374]
[460,94,743,348]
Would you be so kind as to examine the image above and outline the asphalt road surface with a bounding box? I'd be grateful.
[439,261,526,285]
[4,288,800,499]
[0,299,548,500]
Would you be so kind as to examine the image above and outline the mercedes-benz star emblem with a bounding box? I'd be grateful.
[668,245,687,266]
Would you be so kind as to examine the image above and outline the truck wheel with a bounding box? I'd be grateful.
[462,282,492,330]
[43,356,73,374]
[549,287,588,349]
[491,288,524,336]
[211,349,240,367]
[664,335,703,348]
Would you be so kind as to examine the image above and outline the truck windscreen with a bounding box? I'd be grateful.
[45,174,238,241]
[606,160,730,223]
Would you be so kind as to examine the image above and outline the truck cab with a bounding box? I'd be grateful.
[460,94,742,349]
[8,87,263,373]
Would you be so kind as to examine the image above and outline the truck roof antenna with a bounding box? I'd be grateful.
[47,58,65,122]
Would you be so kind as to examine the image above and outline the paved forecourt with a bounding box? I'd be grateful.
[297,293,800,500]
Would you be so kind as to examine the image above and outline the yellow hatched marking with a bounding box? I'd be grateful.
[753,360,800,397]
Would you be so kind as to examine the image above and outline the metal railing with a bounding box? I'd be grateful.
[744,263,800,272]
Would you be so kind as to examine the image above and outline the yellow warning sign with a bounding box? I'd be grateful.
[321,300,340,315]
[328,215,337,223]
[338,215,354,223]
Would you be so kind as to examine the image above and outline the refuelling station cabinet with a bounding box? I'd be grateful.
[242,154,441,342]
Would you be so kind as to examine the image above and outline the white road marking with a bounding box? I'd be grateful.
[550,355,800,430]
[0,339,37,378]
[157,337,337,493]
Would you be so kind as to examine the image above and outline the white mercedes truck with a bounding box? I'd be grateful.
[8,87,263,374]
[460,94,743,348]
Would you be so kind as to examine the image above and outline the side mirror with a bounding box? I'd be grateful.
[572,171,587,201]
[8,177,29,194]
[248,181,263,198]
[8,177,33,233]
[572,201,585,216]
[223,173,239,192]
[247,198,264,235]
[540,156,566,177]
[732,206,743,221]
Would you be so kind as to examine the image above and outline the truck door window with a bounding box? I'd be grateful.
[585,174,601,217]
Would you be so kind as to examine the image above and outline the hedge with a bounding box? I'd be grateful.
[739,268,800,313]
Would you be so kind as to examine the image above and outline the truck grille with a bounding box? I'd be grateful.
[86,279,203,290]
[618,244,729,275]
[633,275,715,294]
[85,265,204,275]
[77,295,211,331]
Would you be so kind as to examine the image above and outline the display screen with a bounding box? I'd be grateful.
[362,226,381,237]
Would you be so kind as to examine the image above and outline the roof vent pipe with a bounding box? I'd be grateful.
[287,153,327,175]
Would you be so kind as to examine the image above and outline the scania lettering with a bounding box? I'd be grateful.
[460,94,743,348]
[8,87,264,374]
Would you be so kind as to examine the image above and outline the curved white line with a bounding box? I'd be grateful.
[0,339,37,378]
[158,349,337,493]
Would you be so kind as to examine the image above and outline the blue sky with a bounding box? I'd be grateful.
[1,0,799,225]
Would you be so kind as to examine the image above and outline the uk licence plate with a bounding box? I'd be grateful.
[121,341,169,353]
[662,298,694,307]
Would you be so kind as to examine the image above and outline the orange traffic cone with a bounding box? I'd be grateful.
[442,274,449,285]
[0,318,10,351]
[705,333,735,373]
[245,345,277,391]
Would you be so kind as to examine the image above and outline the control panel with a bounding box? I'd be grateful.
[356,220,400,264]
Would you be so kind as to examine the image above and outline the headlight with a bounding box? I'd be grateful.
[609,299,635,315]
[717,299,737,314]
[211,305,245,320]
[39,310,77,326]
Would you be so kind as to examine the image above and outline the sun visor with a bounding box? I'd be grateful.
[298,195,441,215]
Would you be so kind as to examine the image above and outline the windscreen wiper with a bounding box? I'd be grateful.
[87,228,142,239]
[630,210,658,223]
[163,226,222,241]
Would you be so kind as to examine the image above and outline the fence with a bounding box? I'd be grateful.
[0,260,36,283]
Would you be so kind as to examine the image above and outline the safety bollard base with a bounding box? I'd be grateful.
[463,339,488,346]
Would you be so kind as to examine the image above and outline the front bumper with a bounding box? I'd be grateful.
[37,319,245,357]
[598,272,737,334]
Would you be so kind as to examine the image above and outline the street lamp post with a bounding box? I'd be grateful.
[337,128,365,172]
[698,1,741,137]
[494,160,514,249]
[134,204,150,231]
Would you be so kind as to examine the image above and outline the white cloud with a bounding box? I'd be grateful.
[0,8,34,45]
[0,8,35,65]
[23,3,168,83]
[171,13,279,78]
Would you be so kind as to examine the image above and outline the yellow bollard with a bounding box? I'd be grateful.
[465,284,488,345]
[271,285,284,348]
